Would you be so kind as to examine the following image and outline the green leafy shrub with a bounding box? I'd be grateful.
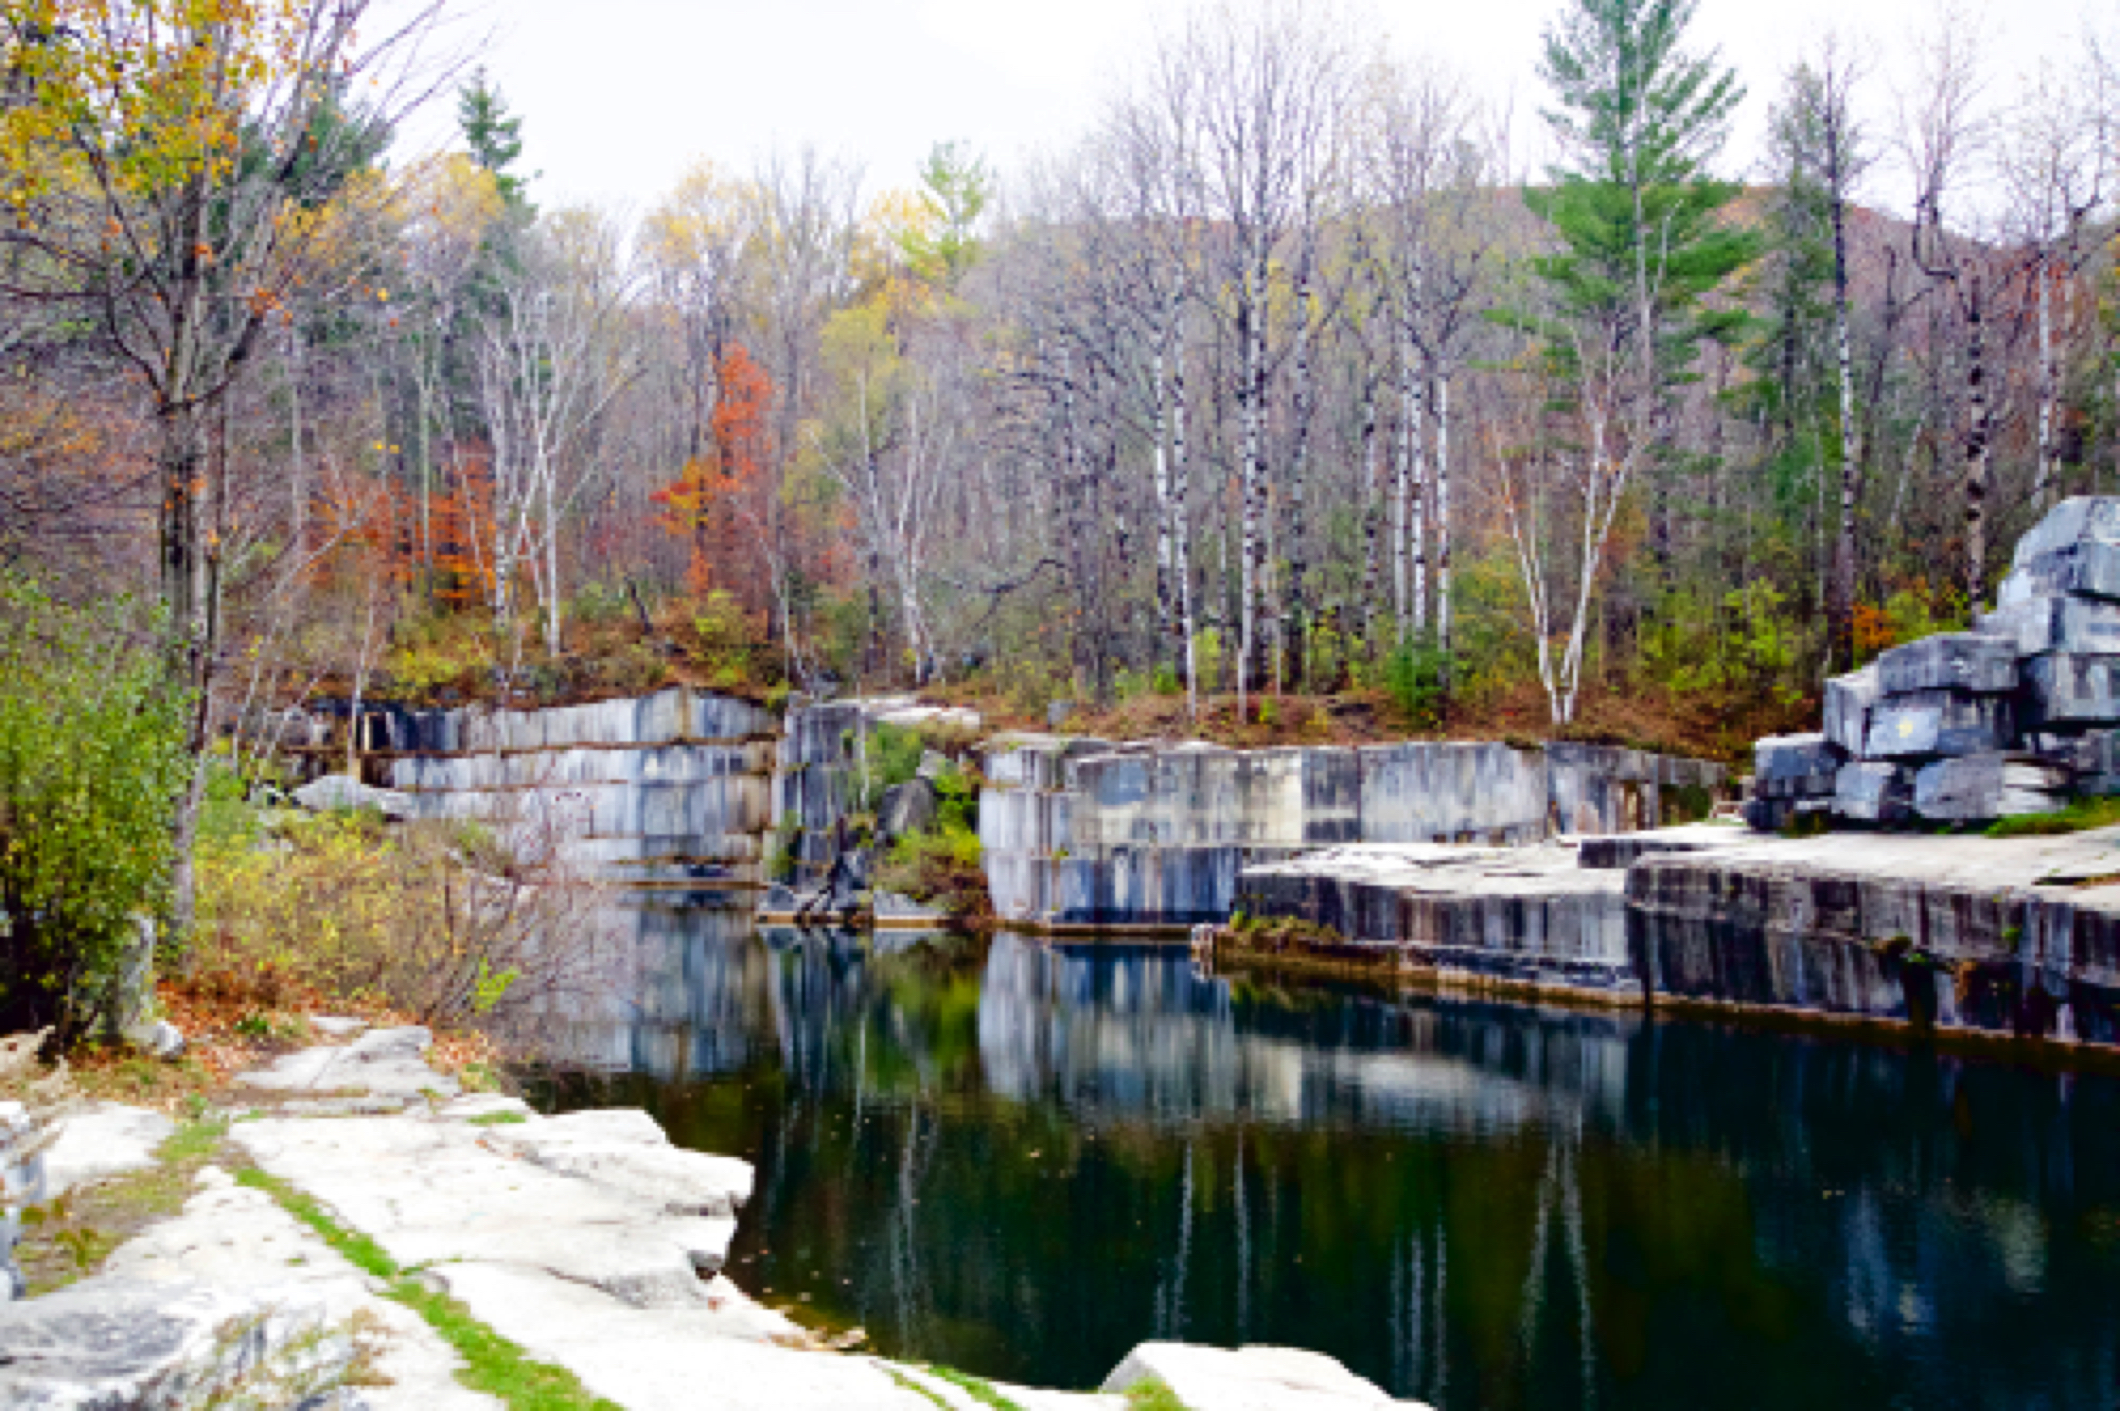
[0,580,190,1041]
[851,721,926,812]
[1640,583,1810,707]
[1384,639,1456,730]
[1193,628,1223,695]
[876,762,988,918]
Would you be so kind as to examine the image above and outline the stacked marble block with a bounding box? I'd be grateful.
[1748,496,2120,830]
[383,688,779,884]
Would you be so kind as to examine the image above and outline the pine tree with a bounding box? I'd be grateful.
[457,68,532,211]
[1525,0,1759,572]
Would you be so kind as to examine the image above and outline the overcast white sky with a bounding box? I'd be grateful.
[418,0,2086,211]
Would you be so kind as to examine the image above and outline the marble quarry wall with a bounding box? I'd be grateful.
[979,735,1725,928]
[1229,827,2120,1050]
[364,688,780,886]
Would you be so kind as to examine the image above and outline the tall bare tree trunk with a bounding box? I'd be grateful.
[1287,270,1315,691]
[1829,183,1860,673]
[1393,336,1412,642]
[1238,264,1265,715]
[2035,260,2058,514]
[1407,348,1429,637]
[1964,275,1992,609]
[1153,343,1175,674]
[1434,371,1452,674]
[1359,370,1383,645]
[1172,326,1198,718]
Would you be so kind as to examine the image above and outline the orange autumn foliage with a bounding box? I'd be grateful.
[652,344,774,614]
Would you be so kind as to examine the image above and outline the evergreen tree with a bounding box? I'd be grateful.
[1524,0,1759,573]
[458,68,533,211]
[1743,68,1845,622]
[897,141,993,290]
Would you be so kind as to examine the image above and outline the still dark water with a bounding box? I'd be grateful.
[549,900,2120,1410]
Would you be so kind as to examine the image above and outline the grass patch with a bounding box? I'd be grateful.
[926,1365,1027,1410]
[1986,795,2120,838]
[1124,1378,1188,1411]
[237,1168,620,1411]
[467,1111,528,1126]
[16,1117,229,1295]
[885,1367,953,1408]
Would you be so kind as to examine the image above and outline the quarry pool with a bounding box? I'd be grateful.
[548,899,2120,1410]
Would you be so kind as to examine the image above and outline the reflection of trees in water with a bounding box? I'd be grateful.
[566,904,2120,1410]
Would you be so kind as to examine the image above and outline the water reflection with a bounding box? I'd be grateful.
[549,900,2120,1411]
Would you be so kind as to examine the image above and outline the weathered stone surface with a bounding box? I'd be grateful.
[1,1099,44,1299]
[1875,633,2019,695]
[424,1262,925,1410]
[1577,835,1715,869]
[292,773,414,818]
[373,690,777,886]
[0,1278,357,1410]
[1753,733,1843,797]
[1239,842,1662,992]
[232,1108,738,1307]
[1865,691,2015,760]
[125,1020,185,1060]
[879,778,938,839]
[1102,1342,1432,1410]
[2008,495,2120,565]
[484,1110,754,1218]
[1823,664,1882,757]
[1998,541,2120,605]
[238,1026,458,1101]
[1913,754,2070,822]
[1978,594,2120,656]
[1833,762,1915,823]
[1628,829,2120,1040]
[96,1168,499,1410]
[978,734,1723,925]
[2022,653,2120,728]
[1741,797,1795,833]
[42,1103,174,1198]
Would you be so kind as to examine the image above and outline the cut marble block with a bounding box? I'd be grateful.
[1823,665,1881,757]
[1978,594,2120,656]
[2009,495,2120,566]
[1913,754,2069,821]
[1753,733,1843,799]
[1875,633,2019,695]
[2021,654,2120,728]
[2053,728,2120,795]
[1833,762,1915,823]
[1865,690,2015,760]
[1998,541,2120,606]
